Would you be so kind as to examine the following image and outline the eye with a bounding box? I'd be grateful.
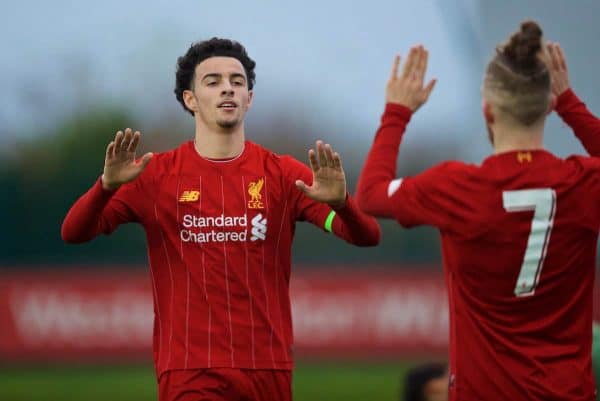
[206,81,217,86]
[233,80,245,86]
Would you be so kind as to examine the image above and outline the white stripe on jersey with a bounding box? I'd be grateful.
[273,197,288,369]
[198,176,212,367]
[264,177,276,367]
[388,178,404,197]
[255,176,276,366]
[155,203,175,369]
[241,175,256,368]
[176,178,191,369]
[148,245,162,370]
[220,176,235,366]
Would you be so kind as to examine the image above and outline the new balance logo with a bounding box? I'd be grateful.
[179,190,200,202]
[250,213,267,241]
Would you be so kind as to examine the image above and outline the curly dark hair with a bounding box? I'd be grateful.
[174,38,256,115]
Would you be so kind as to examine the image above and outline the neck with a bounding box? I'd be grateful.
[491,120,545,154]
[193,119,245,159]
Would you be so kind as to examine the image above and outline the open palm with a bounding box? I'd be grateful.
[102,128,153,191]
[386,45,436,112]
[545,42,570,97]
[296,140,347,208]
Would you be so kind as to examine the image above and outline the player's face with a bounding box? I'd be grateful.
[188,56,253,130]
[425,373,449,401]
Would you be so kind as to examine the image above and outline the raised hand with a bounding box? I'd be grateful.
[386,45,436,112]
[545,42,570,97]
[295,140,347,208]
[102,128,153,191]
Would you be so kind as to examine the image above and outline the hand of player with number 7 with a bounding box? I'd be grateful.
[296,140,347,209]
[545,42,570,97]
[102,128,154,191]
[386,45,437,112]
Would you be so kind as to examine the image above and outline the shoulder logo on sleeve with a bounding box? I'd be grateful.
[517,152,533,163]
[178,190,200,202]
[247,178,265,209]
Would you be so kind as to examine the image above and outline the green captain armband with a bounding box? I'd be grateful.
[592,321,600,400]
[324,210,336,233]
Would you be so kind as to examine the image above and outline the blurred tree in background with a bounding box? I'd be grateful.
[0,106,146,265]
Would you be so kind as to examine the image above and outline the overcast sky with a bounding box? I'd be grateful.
[2,0,599,162]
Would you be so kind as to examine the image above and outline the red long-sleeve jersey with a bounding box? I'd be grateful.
[62,140,380,376]
[356,89,600,401]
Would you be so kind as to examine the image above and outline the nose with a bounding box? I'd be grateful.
[221,81,234,97]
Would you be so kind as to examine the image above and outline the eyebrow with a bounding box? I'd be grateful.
[201,73,246,81]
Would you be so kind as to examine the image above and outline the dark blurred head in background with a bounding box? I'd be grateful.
[174,37,257,117]
[404,362,448,401]
[482,20,551,147]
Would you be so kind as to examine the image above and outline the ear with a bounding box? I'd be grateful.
[246,90,254,110]
[547,94,557,115]
[482,101,495,124]
[183,89,198,114]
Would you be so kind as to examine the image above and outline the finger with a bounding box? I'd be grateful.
[546,43,559,71]
[324,144,335,168]
[544,41,553,64]
[128,131,141,152]
[401,46,417,79]
[551,43,563,73]
[410,45,423,78]
[106,141,116,159]
[307,149,319,172]
[540,41,550,65]
[295,180,312,195]
[390,54,400,81]
[422,78,437,101]
[417,47,429,86]
[544,41,553,59]
[137,152,153,169]
[114,131,124,153]
[332,152,343,170]
[121,128,133,151]
[411,46,423,80]
[316,140,327,168]
[555,43,567,71]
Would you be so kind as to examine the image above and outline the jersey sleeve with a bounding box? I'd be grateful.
[280,156,380,246]
[356,103,413,219]
[555,89,600,158]
[387,162,466,230]
[579,156,600,228]
[61,159,156,243]
[356,102,468,231]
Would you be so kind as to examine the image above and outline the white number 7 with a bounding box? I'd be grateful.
[502,189,556,297]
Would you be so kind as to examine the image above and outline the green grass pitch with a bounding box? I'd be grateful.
[0,361,414,401]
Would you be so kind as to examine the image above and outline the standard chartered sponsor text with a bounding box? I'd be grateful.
[181,214,249,243]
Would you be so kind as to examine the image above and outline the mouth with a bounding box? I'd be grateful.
[218,101,238,110]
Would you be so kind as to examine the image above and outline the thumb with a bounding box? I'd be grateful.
[295,180,311,195]
[138,152,153,169]
[423,78,437,99]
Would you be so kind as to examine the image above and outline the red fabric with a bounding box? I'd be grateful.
[556,88,600,157]
[62,140,379,377]
[158,368,291,401]
[355,103,412,219]
[356,99,600,401]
